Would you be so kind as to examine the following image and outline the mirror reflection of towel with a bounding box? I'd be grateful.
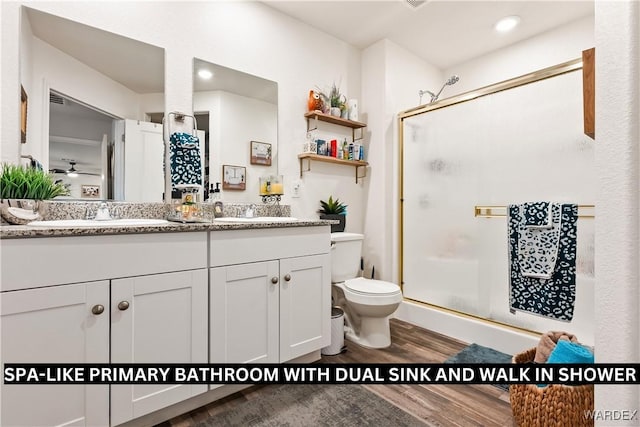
[170,132,202,187]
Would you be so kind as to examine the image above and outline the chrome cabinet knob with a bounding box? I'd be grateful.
[271,277,279,284]
[91,304,105,315]
[284,274,291,282]
[118,301,130,311]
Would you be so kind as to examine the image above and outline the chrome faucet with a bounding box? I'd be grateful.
[94,202,112,221]
[244,204,256,218]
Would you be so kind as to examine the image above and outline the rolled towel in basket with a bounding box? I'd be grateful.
[537,339,594,387]
[547,340,594,364]
[534,330,578,363]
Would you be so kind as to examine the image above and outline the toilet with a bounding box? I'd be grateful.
[330,232,403,349]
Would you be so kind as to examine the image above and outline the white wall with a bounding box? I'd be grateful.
[361,39,442,281]
[2,1,364,225]
[594,1,640,422]
[194,90,278,202]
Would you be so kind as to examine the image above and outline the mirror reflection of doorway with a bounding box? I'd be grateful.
[48,91,114,199]
[49,91,167,202]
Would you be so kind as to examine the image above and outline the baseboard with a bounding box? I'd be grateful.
[394,300,539,355]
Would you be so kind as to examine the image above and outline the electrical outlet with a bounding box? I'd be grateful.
[292,180,301,198]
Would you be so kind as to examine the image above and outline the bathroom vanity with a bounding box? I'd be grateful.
[0,220,331,427]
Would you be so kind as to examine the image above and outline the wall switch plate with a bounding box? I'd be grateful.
[292,180,301,198]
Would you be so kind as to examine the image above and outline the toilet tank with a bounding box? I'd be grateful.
[330,232,363,283]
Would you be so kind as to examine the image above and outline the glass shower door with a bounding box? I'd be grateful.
[401,69,595,337]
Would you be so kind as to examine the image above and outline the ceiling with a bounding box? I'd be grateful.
[26,2,593,94]
[261,0,594,69]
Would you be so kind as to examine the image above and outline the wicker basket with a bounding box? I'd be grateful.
[509,347,594,427]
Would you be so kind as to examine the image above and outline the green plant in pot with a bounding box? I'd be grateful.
[319,82,346,117]
[318,196,347,232]
[0,163,69,224]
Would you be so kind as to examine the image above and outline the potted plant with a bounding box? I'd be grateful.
[318,195,347,232]
[319,82,346,117]
[0,163,69,224]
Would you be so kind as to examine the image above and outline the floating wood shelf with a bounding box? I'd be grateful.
[304,111,366,141]
[298,153,368,183]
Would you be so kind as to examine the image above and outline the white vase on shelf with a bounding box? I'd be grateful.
[348,99,359,121]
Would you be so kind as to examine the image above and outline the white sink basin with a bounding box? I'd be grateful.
[214,217,298,223]
[28,218,170,228]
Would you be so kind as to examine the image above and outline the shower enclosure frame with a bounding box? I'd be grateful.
[397,56,585,333]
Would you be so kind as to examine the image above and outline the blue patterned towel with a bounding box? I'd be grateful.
[517,203,561,279]
[522,201,552,229]
[170,132,202,187]
[508,203,578,321]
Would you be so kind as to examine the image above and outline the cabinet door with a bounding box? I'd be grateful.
[279,254,331,362]
[210,261,279,365]
[110,270,207,426]
[1,281,109,427]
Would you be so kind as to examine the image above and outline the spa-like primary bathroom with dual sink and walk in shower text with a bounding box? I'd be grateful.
[1,1,639,426]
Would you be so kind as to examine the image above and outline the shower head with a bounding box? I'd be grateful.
[433,75,460,101]
[418,75,460,105]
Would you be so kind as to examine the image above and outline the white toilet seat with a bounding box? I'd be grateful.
[340,277,402,306]
[345,277,400,294]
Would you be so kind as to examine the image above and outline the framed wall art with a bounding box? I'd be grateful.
[250,141,272,166]
[81,184,100,198]
[222,164,246,190]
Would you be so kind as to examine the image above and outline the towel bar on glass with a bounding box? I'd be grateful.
[474,204,595,219]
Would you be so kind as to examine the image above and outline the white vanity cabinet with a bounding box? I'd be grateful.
[209,227,331,366]
[110,269,208,426]
[1,232,208,427]
[1,280,110,427]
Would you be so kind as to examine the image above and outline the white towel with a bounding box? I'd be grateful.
[517,203,562,279]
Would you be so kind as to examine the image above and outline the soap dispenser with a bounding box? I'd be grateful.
[212,182,224,218]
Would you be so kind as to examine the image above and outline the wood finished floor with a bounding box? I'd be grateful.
[158,319,515,427]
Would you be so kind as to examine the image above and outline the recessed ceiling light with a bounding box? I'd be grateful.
[494,15,521,33]
[198,69,213,80]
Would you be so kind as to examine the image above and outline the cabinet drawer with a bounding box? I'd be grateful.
[1,232,208,292]
[210,226,330,267]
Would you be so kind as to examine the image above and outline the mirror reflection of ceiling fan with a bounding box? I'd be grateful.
[50,160,101,178]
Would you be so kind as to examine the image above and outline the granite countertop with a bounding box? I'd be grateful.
[0,201,337,239]
[0,218,335,239]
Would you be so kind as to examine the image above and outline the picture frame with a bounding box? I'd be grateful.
[222,164,246,190]
[81,184,100,198]
[250,141,272,166]
[20,86,28,144]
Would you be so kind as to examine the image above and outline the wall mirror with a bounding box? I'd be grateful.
[23,7,165,201]
[192,58,278,201]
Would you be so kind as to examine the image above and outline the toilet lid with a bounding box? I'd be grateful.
[344,277,400,295]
